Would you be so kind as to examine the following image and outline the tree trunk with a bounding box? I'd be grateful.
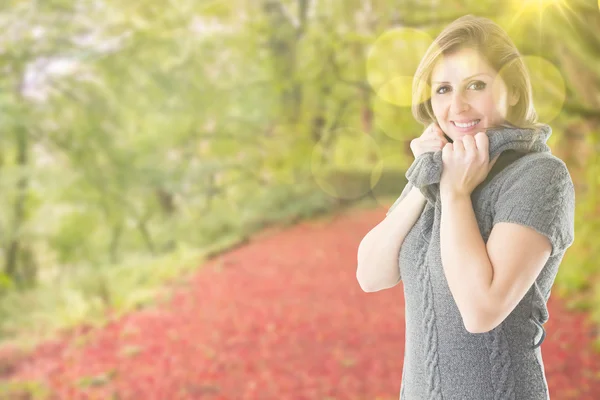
[4,127,30,289]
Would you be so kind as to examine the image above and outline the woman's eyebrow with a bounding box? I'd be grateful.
[432,73,491,84]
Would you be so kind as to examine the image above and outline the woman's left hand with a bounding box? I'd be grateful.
[440,131,500,198]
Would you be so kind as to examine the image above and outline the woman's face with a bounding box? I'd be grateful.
[429,47,519,141]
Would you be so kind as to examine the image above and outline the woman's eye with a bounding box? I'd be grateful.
[469,81,486,90]
[436,86,450,95]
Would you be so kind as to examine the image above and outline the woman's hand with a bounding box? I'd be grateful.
[410,122,449,159]
[440,132,500,198]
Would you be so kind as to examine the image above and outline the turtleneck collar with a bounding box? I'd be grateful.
[405,122,553,207]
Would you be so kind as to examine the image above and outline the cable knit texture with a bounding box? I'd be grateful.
[387,123,575,400]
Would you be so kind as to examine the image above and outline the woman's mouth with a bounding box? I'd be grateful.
[452,119,481,132]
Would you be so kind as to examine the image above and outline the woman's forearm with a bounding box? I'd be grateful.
[357,186,427,292]
[440,191,494,331]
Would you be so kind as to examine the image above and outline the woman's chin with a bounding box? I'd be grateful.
[455,130,480,138]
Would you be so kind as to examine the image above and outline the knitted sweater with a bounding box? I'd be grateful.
[386,123,575,399]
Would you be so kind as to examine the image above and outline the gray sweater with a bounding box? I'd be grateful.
[386,123,575,399]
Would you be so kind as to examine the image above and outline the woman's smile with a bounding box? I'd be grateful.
[451,118,481,133]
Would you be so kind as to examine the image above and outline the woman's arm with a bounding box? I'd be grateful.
[439,191,494,332]
[356,185,427,292]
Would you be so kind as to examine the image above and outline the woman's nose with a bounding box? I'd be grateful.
[450,91,470,113]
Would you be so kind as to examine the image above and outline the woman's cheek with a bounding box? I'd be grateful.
[430,100,445,120]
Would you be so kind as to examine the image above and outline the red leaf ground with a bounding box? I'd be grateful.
[1,208,600,399]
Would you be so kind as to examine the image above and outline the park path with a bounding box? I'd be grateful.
[1,206,600,399]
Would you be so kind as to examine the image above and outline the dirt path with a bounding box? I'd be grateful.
[2,207,600,399]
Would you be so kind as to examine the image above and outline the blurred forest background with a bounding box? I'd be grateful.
[0,0,599,353]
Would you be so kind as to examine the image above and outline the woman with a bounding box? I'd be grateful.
[385,15,575,399]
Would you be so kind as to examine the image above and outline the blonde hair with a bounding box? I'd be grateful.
[412,14,543,133]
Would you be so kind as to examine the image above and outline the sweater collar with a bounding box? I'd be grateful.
[405,122,553,206]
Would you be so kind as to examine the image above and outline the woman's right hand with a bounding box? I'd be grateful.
[409,122,449,159]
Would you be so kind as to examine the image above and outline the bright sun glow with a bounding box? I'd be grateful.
[505,0,578,36]
[510,0,569,16]
[521,0,566,11]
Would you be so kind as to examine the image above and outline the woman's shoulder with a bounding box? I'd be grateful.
[515,150,566,165]
[507,152,569,178]
[494,151,572,194]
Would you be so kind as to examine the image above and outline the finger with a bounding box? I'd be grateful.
[430,124,446,139]
[421,145,445,154]
[423,122,438,135]
[461,135,476,156]
[429,144,446,152]
[442,142,452,159]
[474,131,489,157]
[424,126,439,139]
[422,138,446,148]
[453,138,465,154]
[432,133,448,144]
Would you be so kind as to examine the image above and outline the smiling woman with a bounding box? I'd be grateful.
[429,48,519,140]
[377,14,576,400]
[412,16,539,139]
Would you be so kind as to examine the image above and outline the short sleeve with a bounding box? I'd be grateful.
[493,160,575,257]
[386,180,414,217]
